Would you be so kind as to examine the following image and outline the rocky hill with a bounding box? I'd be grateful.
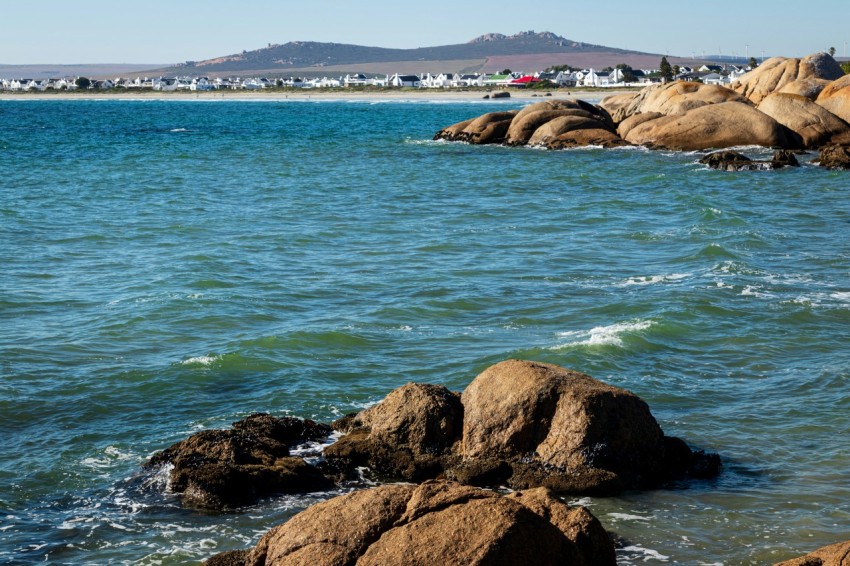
[149,31,676,77]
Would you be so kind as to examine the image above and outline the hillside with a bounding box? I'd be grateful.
[149,31,687,77]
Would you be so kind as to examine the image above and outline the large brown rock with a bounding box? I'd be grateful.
[757,92,850,148]
[504,100,614,146]
[323,383,463,481]
[774,539,850,565]
[211,480,615,566]
[325,361,719,495]
[462,360,668,487]
[145,414,334,509]
[732,53,845,104]
[433,111,518,144]
[616,111,664,139]
[816,75,850,124]
[599,91,642,123]
[624,101,795,150]
[778,77,832,100]
[527,115,626,149]
[616,81,750,121]
[814,145,850,169]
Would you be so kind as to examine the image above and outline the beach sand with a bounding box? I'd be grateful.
[0,88,639,103]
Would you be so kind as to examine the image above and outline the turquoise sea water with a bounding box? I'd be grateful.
[1,98,849,564]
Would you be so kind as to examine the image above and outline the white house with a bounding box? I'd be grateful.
[582,69,610,87]
[702,73,730,86]
[452,73,486,87]
[388,73,421,87]
[190,77,214,91]
[306,76,341,88]
[552,71,578,87]
[153,78,178,91]
[343,73,368,87]
[420,73,453,88]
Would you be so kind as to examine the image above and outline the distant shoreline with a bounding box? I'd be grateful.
[0,87,640,103]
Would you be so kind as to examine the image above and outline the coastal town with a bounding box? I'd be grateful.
[0,62,750,92]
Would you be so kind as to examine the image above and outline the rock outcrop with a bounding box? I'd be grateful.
[504,99,614,146]
[436,53,850,154]
[699,150,799,171]
[774,539,850,566]
[145,413,334,509]
[758,92,850,148]
[615,81,751,122]
[814,144,850,169]
[731,53,845,104]
[324,360,720,495]
[434,110,518,144]
[324,383,463,482]
[623,102,794,151]
[816,75,850,124]
[205,480,617,566]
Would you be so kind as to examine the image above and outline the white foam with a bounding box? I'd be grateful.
[180,355,220,366]
[619,273,690,287]
[622,545,670,561]
[741,285,773,298]
[551,320,654,349]
[608,512,652,522]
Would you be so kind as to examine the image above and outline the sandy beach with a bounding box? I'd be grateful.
[0,87,639,103]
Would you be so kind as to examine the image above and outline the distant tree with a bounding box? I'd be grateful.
[602,66,614,72]
[659,56,674,82]
[275,78,284,87]
[829,46,836,57]
[673,65,681,76]
[615,63,637,83]
[75,77,91,89]
[546,64,576,73]
[842,62,850,75]
[749,56,758,69]
[500,68,512,75]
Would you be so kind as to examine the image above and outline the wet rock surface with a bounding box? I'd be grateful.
[205,480,616,566]
[699,150,800,171]
[814,144,850,169]
[323,360,720,495]
[774,539,850,566]
[145,413,334,509]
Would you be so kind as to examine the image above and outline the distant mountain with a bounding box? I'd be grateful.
[149,31,691,77]
[0,63,164,80]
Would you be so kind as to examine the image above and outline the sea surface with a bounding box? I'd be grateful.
[1,98,849,565]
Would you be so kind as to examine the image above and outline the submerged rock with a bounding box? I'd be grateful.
[774,539,850,565]
[699,150,800,171]
[205,480,616,566]
[145,413,334,509]
[814,145,850,169]
[324,360,720,495]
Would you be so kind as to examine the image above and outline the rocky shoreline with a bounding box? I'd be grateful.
[141,359,847,564]
[144,359,720,564]
[434,52,850,169]
[145,360,850,566]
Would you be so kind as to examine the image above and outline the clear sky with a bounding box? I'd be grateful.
[2,0,848,64]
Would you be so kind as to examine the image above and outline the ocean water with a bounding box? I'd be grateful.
[1,98,849,565]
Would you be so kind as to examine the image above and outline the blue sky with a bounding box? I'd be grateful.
[2,0,848,64]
